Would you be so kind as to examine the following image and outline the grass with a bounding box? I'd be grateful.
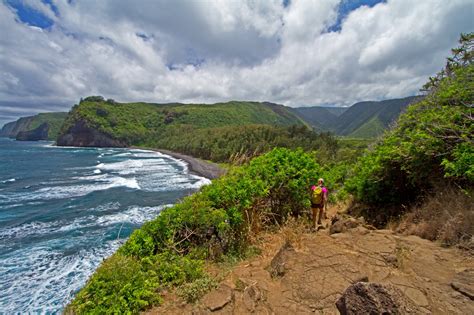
[394,186,474,249]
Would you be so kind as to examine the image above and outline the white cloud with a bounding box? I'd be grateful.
[0,0,472,125]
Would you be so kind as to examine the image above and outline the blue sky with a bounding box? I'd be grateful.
[329,0,386,31]
[5,0,56,28]
[0,0,472,126]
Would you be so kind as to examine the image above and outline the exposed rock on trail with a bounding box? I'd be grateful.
[335,282,419,314]
[329,214,366,234]
[451,269,474,300]
[147,214,474,314]
[201,284,234,312]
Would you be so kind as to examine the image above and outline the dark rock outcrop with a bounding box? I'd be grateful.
[335,282,419,314]
[57,120,126,147]
[16,123,49,141]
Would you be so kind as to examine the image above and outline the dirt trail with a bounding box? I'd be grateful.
[148,207,474,314]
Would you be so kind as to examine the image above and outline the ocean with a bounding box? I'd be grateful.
[0,137,210,312]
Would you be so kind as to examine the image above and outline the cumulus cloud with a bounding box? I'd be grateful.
[0,0,472,125]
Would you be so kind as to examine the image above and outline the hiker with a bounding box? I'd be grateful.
[311,178,328,228]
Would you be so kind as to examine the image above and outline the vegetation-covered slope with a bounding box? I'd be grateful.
[59,99,305,141]
[335,96,421,137]
[291,106,340,130]
[57,98,341,162]
[293,96,420,138]
[347,33,473,221]
[153,124,337,163]
[0,112,67,140]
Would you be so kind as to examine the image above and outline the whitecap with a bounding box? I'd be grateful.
[1,178,16,184]
[96,204,171,226]
[107,176,140,190]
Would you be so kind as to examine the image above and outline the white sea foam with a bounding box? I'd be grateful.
[93,169,101,174]
[107,176,141,190]
[0,220,65,240]
[22,175,140,201]
[1,178,16,184]
[115,152,132,157]
[0,202,169,243]
[0,238,123,312]
[96,204,171,226]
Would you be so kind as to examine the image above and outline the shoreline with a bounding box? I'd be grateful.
[132,147,226,180]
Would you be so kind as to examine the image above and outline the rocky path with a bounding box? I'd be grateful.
[148,210,474,314]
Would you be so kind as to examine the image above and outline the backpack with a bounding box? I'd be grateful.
[311,186,323,205]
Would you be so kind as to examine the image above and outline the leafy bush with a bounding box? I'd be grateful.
[66,254,161,314]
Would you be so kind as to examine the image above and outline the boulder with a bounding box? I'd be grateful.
[335,282,419,314]
[330,214,363,234]
[267,241,294,278]
[202,284,234,312]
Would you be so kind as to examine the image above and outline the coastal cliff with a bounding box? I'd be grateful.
[16,123,49,141]
[57,119,126,147]
[0,112,67,140]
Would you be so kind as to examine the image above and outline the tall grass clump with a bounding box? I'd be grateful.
[395,186,474,248]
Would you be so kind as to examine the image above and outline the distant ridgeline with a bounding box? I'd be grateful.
[56,96,325,162]
[1,96,419,147]
[0,112,68,141]
[292,96,422,138]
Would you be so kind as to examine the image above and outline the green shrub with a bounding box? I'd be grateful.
[176,276,218,303]
[66,254,161,314]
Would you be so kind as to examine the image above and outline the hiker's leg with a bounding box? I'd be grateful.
[317,206,323,225]
[312,207,317,228]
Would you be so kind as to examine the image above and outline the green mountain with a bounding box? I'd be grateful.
[325,107,348,116]
[335,96,422,137]
[57,97,308,149]
[294,96,422,138]
[291,106,340,130]
[0,112,68,141]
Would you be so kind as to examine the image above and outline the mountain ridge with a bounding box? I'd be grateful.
[56,98,308,148]
[293,96,422,137]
